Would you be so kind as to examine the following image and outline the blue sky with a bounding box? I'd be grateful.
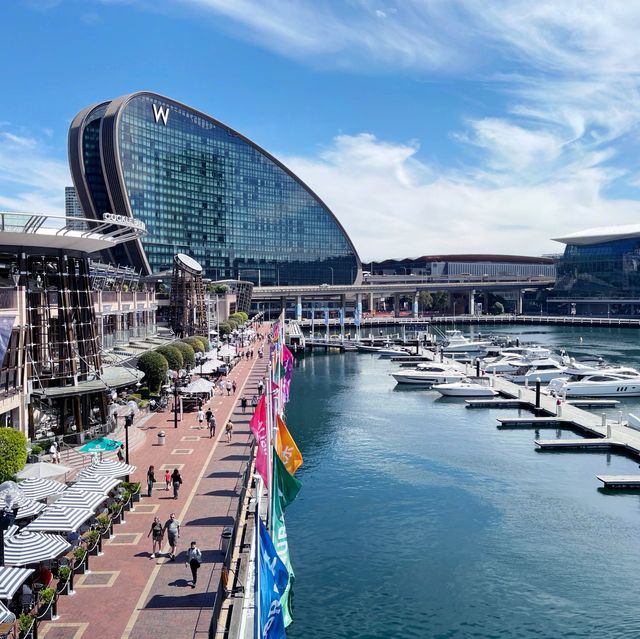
[2,0,640,260]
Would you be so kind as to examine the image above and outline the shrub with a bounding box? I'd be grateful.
[30,444,43,456]
[194,336,210,352]
[39,587,56,604]
[18,614,33,634]
[73,547,86,561]
[156,345,183,372]
[87,530,100,545]
[490,302,505,315]
[126,393,141,403]
[136,352,168,393]
[137,399,149,409]
[182,337,204,354]
[214,284,229,294]
[218,322,232,337]
[173,342,195,369]
[96,514,110,529]
[0,428,27,482]
[56,565,71,581]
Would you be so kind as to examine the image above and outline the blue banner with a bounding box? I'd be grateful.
[323,307,329,326]
[258,519,288,639]
[354,303,361,328]
[338,307,344,329]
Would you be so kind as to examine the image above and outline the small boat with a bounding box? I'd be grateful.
[433,380,498,397]
[378,346,411,358]
[356,344,383,353]
[483,346,552,373]
[504,359,568,384]
[548,366,640,397]
[441,330,492,354]
[391,363,466,386]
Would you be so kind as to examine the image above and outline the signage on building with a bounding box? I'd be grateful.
[152,104,169,125]
[103,213,146,231]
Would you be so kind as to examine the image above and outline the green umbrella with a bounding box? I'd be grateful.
[78,437,123,454]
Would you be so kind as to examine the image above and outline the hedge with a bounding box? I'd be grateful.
[0,428,28,482]
[182,337,204,354]
[157,345,184,372]
[173,342,195,369]
[193,336,210,352]
[137,351,168,392]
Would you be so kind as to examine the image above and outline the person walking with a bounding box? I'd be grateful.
[148,516,163,558]
[205,407,213,427]
[171,468,183,499]
[163,513,180,560]
[218,380,225,396]
[251,394,258,410]
[232,380,237,394]
[226,380,232,396]
[225,420,233,443]
[197,407,205,430]
[241,395,248,414]
[186,540,203,588]
[257,380,264,396]
[208,413,217,439]
[146,465,155,497]
[117,444,125,462]
[164,469,171,491]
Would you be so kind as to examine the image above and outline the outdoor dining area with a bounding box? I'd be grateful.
[0,453,140,638]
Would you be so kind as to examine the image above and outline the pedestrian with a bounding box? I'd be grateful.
[225,420,233,443]
[163,513,180,560]
[241,395,247,414]
[205,407,213,426]
[197,407,205,429]
[208,413,217,438]
[49,442,58,464]
[186,540,203,588]
[257,380,264,396]
[117,444,125,462]
[171,468,183,499]
[251,394,258,409]
[218,380,225,396]
[146,465,155,497]
[164,469,171,491]
[148,516,163,558]
[226,380,232,396]
[232,380,237,394]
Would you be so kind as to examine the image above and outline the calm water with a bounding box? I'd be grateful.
[285,325,640,639]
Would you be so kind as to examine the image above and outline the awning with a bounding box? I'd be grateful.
[54,489,107,511]
[78,437,123,454]
[76,460,136,478]
[25,505,93,533]
[196,358,225,374]
[31,365,145,398]
[183,378,215,394]
[16,462,72,480]
[4,531,71,566]
[71,475,120,494]
[17,478,67,501]
[0,566,34,599]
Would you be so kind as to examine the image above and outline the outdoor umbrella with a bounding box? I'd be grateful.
[183,378,215,394]
[0,483,45,519]
[4,525,18,538]
[76,460,137,478]
[54,488,107,512]
[0,601,15,624]
[78,437,123,454]
[0,566,34,599]
[25,505,93,533]
[15,461,71,480]
[17,477,67,501]
[3,531,70,566]
[71,475,120,494]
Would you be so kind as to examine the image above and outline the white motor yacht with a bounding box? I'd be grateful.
[548,366,640,397]
[391,363,466,386]
[356,344,383,353]
[441,330,492,354]
[504,359,568,384]
[433,380,498,397]
[483,346,553,374]
[378,346,411,358]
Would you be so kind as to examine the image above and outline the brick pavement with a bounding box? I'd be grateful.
[39,331,268,639]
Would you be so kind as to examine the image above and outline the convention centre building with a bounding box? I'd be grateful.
[69,91,361,286]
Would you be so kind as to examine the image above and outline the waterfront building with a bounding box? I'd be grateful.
[68,92,361,286]
[551,225,640,315]
[65,186,86,231]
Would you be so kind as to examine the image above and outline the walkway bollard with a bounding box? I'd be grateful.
[607,423,612,438]
[601,413,607,431]
[475,359,480,377]
[518,389,522,399]
[535,378,541,409]
[618,410,623,424]
[525,377,529,389]
[556,398,562,417]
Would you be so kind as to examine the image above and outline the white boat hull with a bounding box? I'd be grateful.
[556,382,640,397]
[391,372,466,386]
[433,382,498,397]
[506,372,568,383]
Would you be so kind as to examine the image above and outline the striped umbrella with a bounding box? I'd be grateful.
[0,601,15,624]
[71,475,121,494]
[77,459,137,477]
[54,489,107,511]
[0,487,46,520]
[0,566,34,598]
[4,531,70,566]
[17,477,67,501]
[5,524,19,538]
[24,505,93,533]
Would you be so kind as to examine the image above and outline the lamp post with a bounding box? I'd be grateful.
[329,266,334,285]
[173,371,179,429]
[124,412,133,465]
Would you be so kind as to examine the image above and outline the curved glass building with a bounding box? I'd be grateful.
[69,92,361,285]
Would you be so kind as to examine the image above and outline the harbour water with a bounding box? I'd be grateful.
[285,325,640,639]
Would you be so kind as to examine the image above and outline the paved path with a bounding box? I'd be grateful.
[40,330,268,639]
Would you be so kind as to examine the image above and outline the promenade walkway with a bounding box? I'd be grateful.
[39,332,267,639]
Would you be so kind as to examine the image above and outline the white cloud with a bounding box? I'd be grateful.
[283,133,640,261]
[0,128,69,214]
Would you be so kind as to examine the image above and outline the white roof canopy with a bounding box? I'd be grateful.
[553,224,640,245]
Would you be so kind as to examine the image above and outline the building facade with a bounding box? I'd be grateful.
[69,92,361,286]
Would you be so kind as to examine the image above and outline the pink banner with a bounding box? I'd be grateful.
[250,395,269,487]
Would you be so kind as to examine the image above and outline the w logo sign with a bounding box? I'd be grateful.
[152,104,169,125]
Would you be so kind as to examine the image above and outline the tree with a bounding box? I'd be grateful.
[0,428,27,482]
[137,352,168,392]
[431,291,450,312]
[182,337,204,354]
[156,345,183,372]
[218,322,232,336]
[418,291,433,312]
[194,336,210,352]
[173,342,195,369]
[214,284,229,294]
[490,301,505,315]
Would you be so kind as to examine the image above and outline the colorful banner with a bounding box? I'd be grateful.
[273,449,302,510]
[339,307,344,330]
[275,415,303,475]
[258,519,288,639]
[250,396,269,487]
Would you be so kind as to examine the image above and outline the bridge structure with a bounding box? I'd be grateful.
[251,276,556,321]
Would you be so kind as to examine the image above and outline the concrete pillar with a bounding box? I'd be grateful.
[296,295,302,322]
[413,293,419,318]
[394,293,400,317]
[468,289,475,316]
[368,292,374,313]
[516,289,523,315]
[356,293,362,335]
[340,294,346,334]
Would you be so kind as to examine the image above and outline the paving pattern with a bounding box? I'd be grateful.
[40,331,268,639]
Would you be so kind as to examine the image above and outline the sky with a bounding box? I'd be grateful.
[2,1,640,261]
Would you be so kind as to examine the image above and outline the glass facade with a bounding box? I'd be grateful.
[70,92,361,285]
[555,238,640,297]
[82,104,110,218]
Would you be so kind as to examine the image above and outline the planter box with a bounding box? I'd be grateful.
[57,578,71,596]
[73,558,86,575]
[132,492,141,503]
[101,525,112,540]
[39,600,55,621]
[111,511,122,525]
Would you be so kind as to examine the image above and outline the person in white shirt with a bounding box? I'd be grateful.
[197,408,205,429]
[186,540,203,588]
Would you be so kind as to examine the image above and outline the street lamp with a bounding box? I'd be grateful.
[329,266,334,285]
[172,371,179,429]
